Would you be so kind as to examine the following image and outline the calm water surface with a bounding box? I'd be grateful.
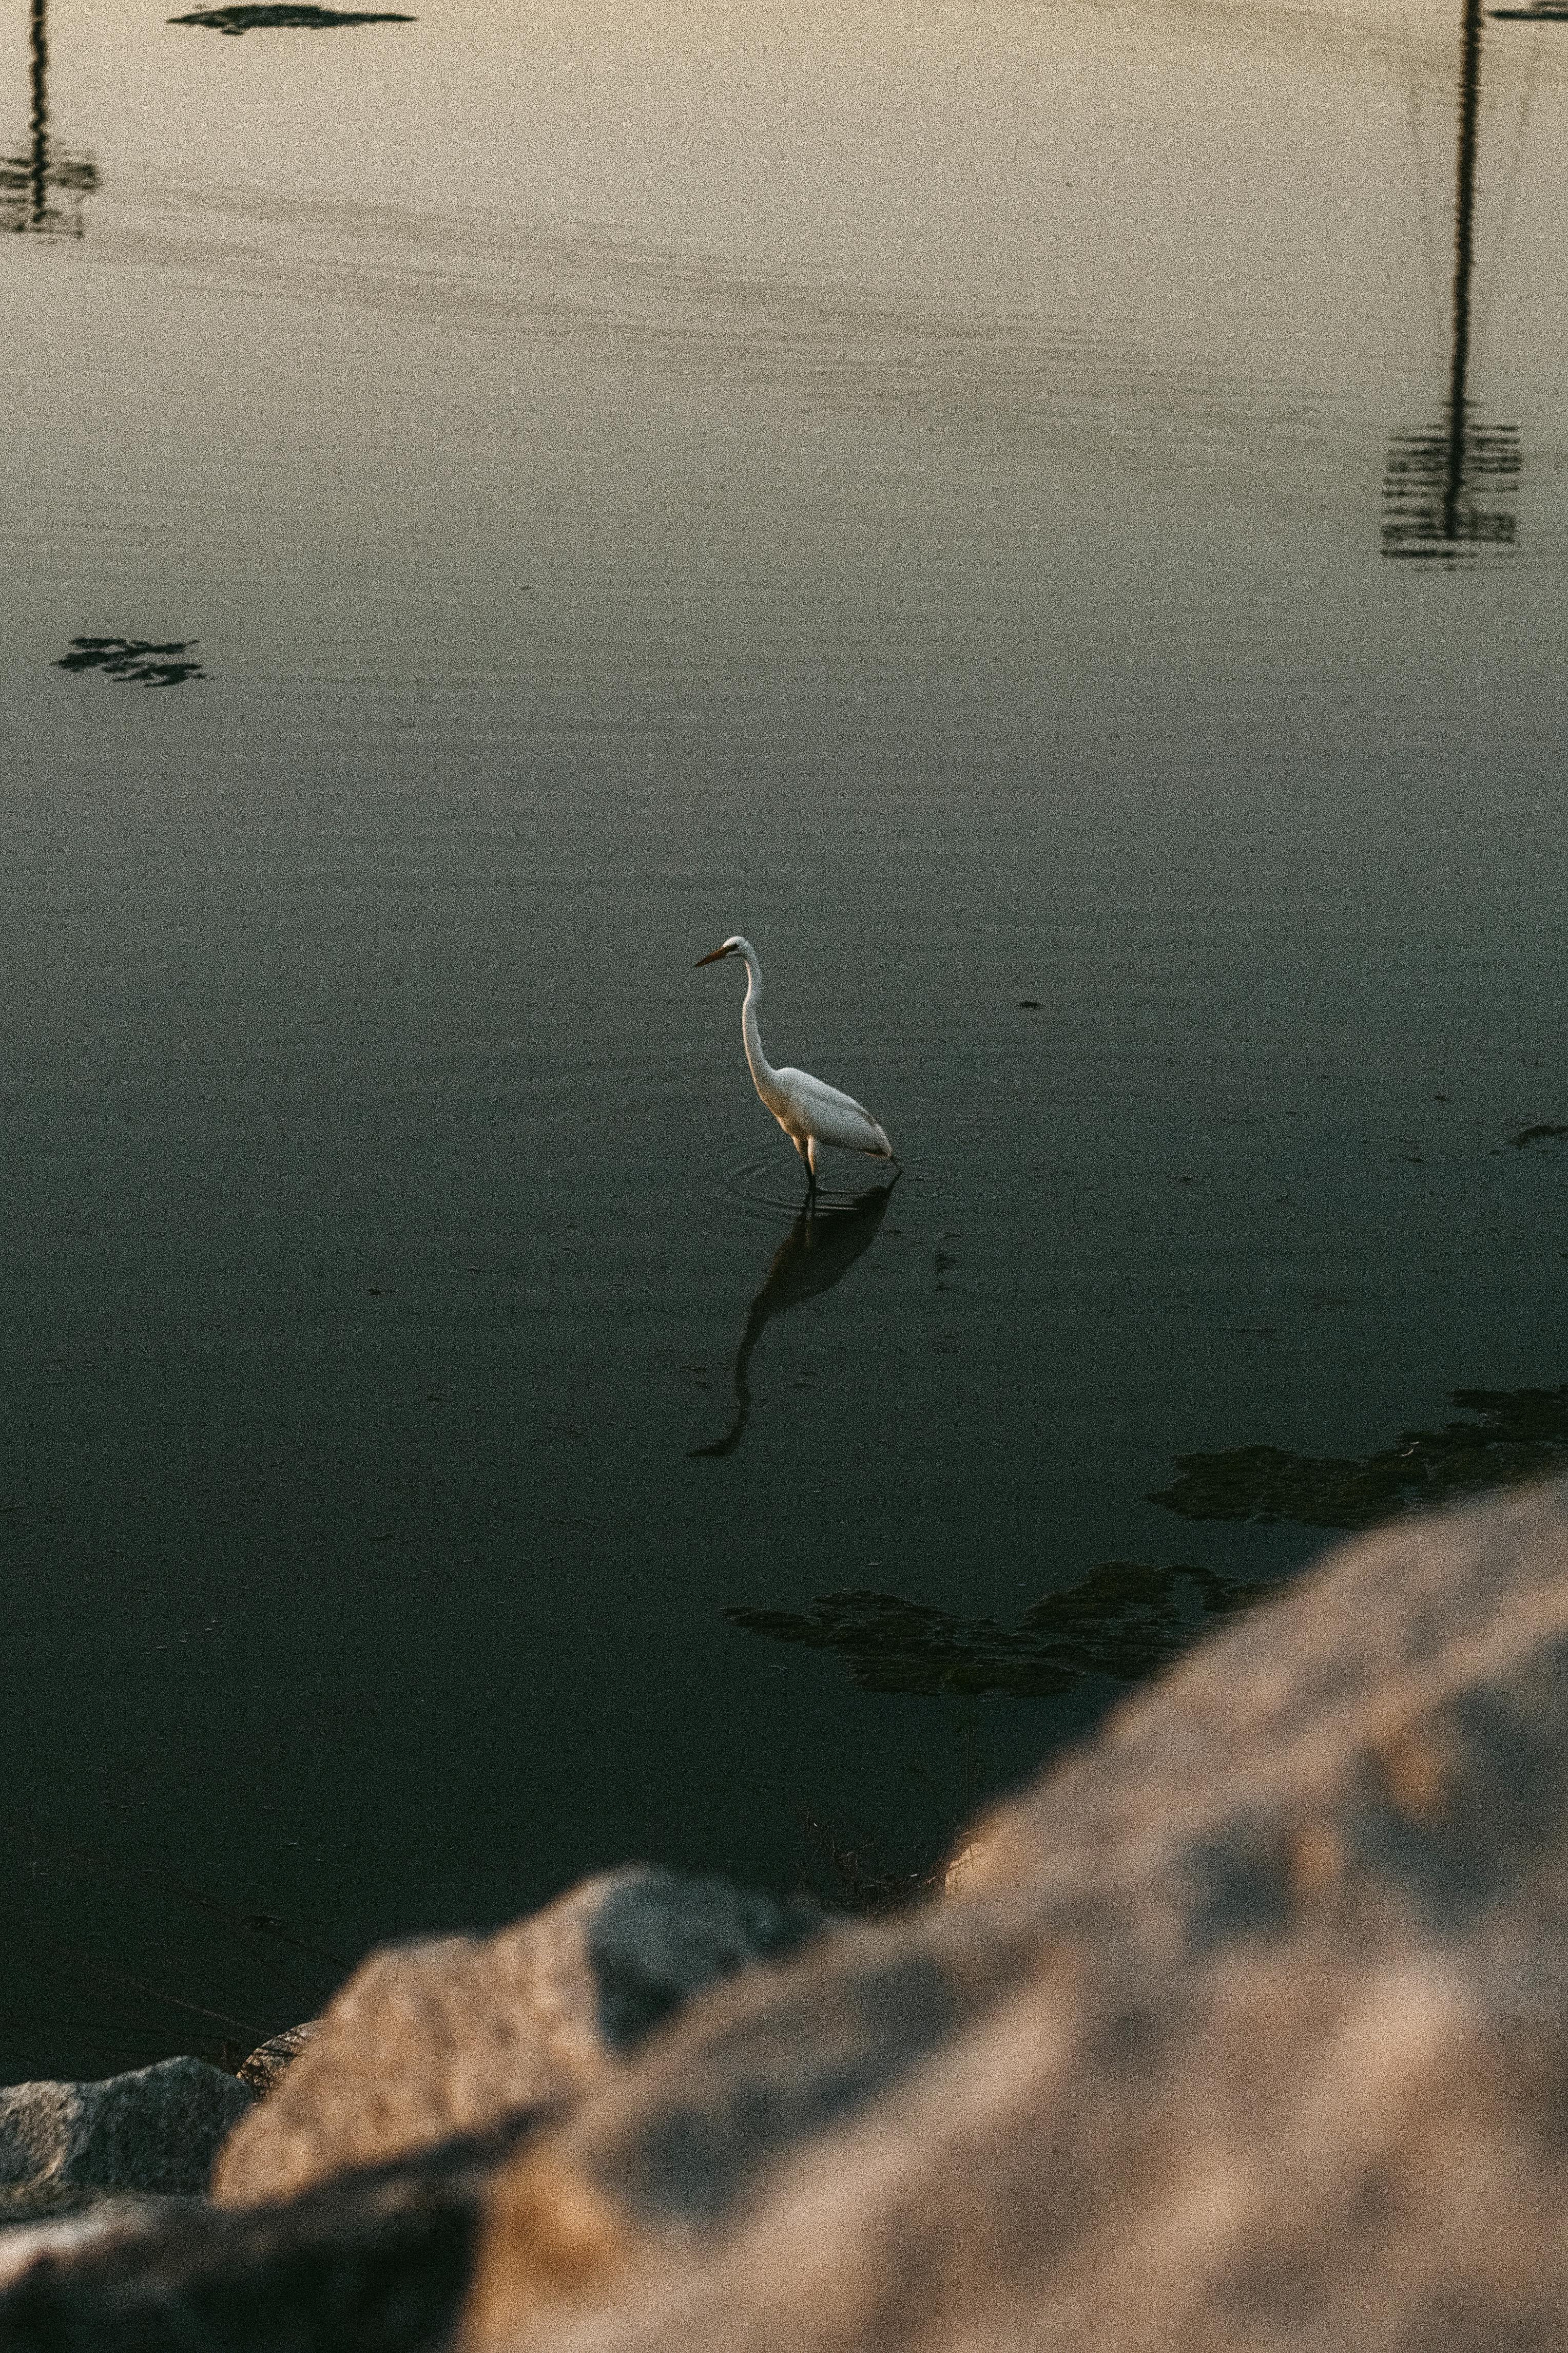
[5,0,1568,2074]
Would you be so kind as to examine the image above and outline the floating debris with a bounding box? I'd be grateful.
[1508,1123,1568,1149]
[725,1559,1272,1698]
[169,5,415,29]
[0,1814,342,2083]
[55,638,206,687]
[1150,1386,1568,1529]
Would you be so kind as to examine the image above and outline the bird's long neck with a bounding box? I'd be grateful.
[739,948,776,1094]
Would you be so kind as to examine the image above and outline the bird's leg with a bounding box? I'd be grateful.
[806,1135,822,1202]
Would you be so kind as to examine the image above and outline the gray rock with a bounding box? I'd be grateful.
[213,1869,820,2208]
[583,1872,822,2051]
[460,1480,1568,2350]
[0,2058,254,2221]
[237,2023,319,2100]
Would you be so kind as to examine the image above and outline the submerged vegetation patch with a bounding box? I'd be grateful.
[725,1560,1273,1698]
[55,638,206,687]
[169,5,415,28]
[734,1385,1568,1703]
[1149,1386,1568,1529]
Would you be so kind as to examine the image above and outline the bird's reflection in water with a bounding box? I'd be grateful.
[689,1182,896,1459]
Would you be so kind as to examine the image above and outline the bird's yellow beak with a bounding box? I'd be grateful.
[694,946,732,967]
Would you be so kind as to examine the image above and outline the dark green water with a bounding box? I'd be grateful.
[4,0,1568,2076]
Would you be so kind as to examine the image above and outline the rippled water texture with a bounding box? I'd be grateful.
[5,0,1568,2075]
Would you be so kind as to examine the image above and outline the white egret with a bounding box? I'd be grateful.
[695,935,896,1195]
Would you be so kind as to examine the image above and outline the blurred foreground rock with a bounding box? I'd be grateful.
[0,2119,542,2352]
[0,2057,253,2223]
[9,1482,1568,2351]
[212,1867,821,2207]
[0,1869,819,2350]
[462,1479,1568,2350]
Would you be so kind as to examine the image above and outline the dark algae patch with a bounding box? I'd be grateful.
[1508,1123,1568,1149]
[1150,1386,1568,1529]
[725,1560,1273,1698]
[738,1384,1568,1701]
[169,6,415,29]
[56,638,206,687]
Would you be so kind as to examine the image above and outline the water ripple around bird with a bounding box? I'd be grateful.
[712,1154,902,1226]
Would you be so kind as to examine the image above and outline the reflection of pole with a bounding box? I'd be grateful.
[1380,0,1517,561]
[1443,0,1483,538]
[27,0,47,231]
[2,0,96,237]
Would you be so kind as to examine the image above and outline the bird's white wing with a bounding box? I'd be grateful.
[774,1067,893,1156]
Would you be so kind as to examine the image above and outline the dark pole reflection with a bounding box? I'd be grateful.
[688,1184,896,1460]
[1443,0,1484,539]
[2,0,99,238]
[27,0,46,229]
[1382,0,1520,561]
